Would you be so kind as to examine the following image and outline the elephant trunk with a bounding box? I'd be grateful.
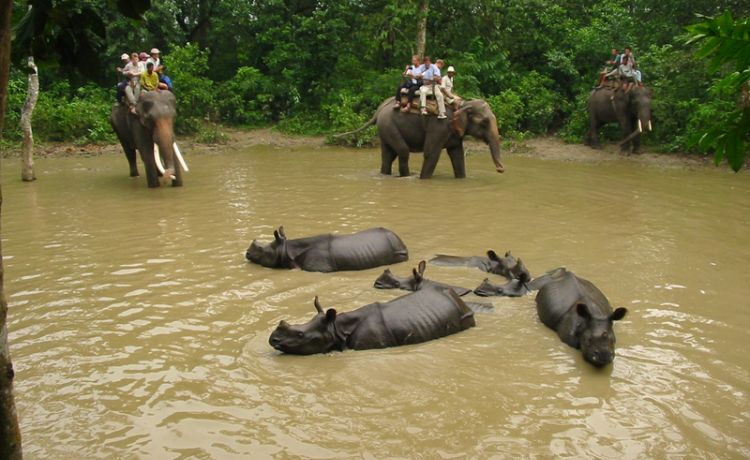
[488,116,505,173]
[153,117,176,179]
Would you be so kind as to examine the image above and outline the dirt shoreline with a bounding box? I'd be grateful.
[1,127,718,169]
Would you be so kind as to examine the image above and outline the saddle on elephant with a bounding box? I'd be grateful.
[398,87,461,115]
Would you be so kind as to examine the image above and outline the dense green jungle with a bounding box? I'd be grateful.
[1,0,748,168]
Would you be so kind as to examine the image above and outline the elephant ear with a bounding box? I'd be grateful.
[451,107,468,137]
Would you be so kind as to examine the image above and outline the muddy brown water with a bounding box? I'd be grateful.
[2,144,749,459]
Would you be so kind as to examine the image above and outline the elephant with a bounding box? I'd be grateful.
[109,91,189,188]
[269,289,475,355]
[335,98,505,178]
[584,86,653,154]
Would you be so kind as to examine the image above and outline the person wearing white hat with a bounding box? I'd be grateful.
[441,65,458,106]
[115,53,131,104]
[147,48,163,73]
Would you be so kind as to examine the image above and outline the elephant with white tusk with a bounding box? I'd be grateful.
[109,91,188,188]
[584,86,653,155]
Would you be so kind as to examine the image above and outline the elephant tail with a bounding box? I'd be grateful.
[332,114,377,138]
[333,98,393,138]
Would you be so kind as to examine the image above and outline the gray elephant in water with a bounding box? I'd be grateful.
[336,99,505,178]
[585,86,653,154]
[109,91,188,188]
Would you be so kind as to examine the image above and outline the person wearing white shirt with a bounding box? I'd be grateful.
[417,57,447,119]
[441,65,458,105]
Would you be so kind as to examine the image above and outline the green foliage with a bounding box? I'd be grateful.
[165,43,216,134]
[216,66,276,125]
[196,123,229,144]
[487,91,523,136]
[687,11,750,170]
[3,71,115,144]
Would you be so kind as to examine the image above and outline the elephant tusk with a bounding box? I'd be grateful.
[637,120,643,133]
[648,120,652,131]
[173,142,189,172]
[153,143,166,174]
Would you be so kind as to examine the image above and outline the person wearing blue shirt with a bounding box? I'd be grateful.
[417,57,447,119]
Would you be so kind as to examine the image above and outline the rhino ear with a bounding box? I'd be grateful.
[487,250,500,261]
[278,226,287,240]
[273,230,282,243]
[313,296,324,313]
[325,308,337,322]
[418,260,426,276]
[610,307,628,321]
[413,267,424,289]
[576,303,592,320]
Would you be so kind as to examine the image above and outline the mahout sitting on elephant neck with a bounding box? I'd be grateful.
[246,226,409,273]
[269,289,476,355]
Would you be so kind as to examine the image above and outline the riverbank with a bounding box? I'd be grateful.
[0,127,722,170]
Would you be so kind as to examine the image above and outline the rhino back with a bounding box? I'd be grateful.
[379,288,475,345]
[535,271,584,329]
[330,228,408,270]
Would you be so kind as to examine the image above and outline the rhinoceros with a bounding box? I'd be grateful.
[246,226,408,272]
[269,288,475,355]
[535,268,627,367]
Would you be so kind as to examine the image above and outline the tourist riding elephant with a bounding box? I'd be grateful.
[335,99,505,178]
[584,86,653,154]
[109,91,188,188]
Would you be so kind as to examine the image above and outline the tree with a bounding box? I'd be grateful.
[0,0,23,455]
[416,0,428,59]
[20,56,38,182]
[687,11,750,171]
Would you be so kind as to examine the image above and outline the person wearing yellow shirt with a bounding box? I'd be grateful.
[140,62,160,92]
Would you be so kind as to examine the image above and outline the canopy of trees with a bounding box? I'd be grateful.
[2,0,748,165]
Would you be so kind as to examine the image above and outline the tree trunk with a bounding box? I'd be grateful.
[416,0,428,60]
[0,0,12,136]
[0,2,23,457]
[21,57,38,182]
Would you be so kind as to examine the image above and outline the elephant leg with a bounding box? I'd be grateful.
[420,145,442,179]
[587,118,602,149]
[171,162,184,187]
[447,144,466,179]
[380,143,397,175]
[620,121,633,154]
[631,129,641,154]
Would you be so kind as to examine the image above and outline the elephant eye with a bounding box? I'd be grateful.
[297,331,304,337]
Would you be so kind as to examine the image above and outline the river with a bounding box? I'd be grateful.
[3,143,749,458]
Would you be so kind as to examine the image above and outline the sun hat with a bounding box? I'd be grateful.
[139,52,149,60]
[120,53,129,60]
[150,48,160,54]
[447,66,455,73]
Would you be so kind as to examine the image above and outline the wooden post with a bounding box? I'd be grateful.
[21,57,38,182]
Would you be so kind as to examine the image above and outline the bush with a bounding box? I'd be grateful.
[196,123,228,144]
[216,66,276,125]
[3,71,115,144]
[487,90,524,136]
[165,43,217,133]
